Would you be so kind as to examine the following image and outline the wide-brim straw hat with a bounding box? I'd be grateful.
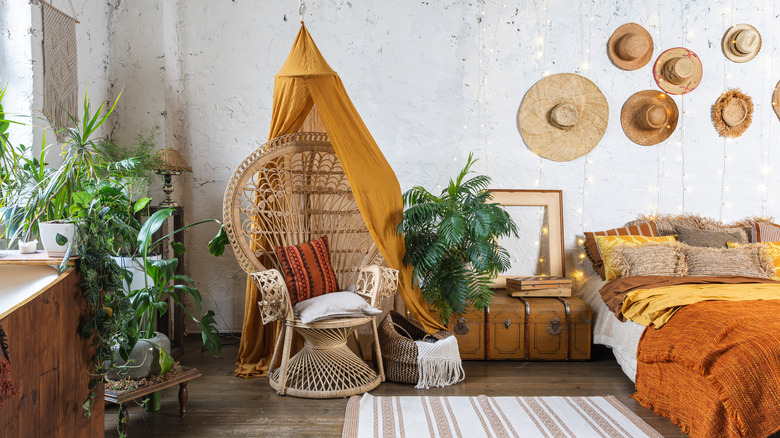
[621,90,679,146]
[722,24,761,63]
[518,73,608,162]
[653,47,703,95]
[712,89,753,138]
[773,80,780,122]
[608,23,654,71]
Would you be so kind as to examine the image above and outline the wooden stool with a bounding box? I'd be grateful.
[105,367,202,435]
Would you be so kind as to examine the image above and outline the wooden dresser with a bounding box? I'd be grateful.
[0,255,103,437]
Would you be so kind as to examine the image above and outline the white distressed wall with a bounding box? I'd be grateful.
[7,0,780,332]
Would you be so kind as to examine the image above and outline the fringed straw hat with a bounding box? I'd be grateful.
[608,23,654,71]
[518,73,609,162]
[712,89,753,138]
[722,24,761,63]
[653,47,703,95]
[621,90,679,146]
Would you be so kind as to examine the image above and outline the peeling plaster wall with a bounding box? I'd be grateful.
[106,0,780,333]
[1,0,112,157]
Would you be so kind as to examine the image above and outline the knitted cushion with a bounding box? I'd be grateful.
[594,235,678,281]
[612,243,687,277]
[583,222,658,280]
[682,245,774,278]
[275,236,340,305]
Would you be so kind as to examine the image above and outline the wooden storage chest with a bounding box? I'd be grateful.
[446,291,591,360]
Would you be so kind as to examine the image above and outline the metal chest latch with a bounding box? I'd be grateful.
[547,317,562,335]
[453,317,469,335]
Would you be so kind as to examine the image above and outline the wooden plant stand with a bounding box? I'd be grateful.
[104,367,202,435]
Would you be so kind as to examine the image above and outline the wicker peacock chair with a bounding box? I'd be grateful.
[223,131,398,398]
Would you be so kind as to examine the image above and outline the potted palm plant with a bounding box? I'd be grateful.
[397,153,518,324]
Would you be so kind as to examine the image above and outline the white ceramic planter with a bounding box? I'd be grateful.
[38,221,76,257]
[107,332,172,380]
[111,255,162,292]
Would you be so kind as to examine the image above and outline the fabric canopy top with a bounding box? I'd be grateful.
[235,23,445,378]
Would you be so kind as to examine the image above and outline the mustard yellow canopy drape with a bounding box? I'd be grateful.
[235,23,445,378]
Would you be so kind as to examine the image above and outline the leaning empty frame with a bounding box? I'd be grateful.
[490,189,565,288]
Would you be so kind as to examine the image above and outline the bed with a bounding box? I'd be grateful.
[578,216,780,438]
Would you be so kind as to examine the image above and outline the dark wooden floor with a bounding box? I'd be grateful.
[104,337,686,438]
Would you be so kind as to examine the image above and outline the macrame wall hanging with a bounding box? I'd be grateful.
[41,0,79,142]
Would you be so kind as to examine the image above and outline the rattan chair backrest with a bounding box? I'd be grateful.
[224,132,374,288]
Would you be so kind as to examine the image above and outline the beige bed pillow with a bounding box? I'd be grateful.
[675,226,747,248]
[682,245,774,278]
[612,243,687,277]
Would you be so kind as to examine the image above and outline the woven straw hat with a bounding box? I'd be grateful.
[518,73,608,162]
[722,24,761,63]
[608,23,654,71]
[772,80,780,122]
[653,47,702,95]
[712,89,753,138]
[621,90,679,146]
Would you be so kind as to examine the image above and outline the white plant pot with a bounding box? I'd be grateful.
[38,221,76,257]
[106,332,171,380]
[112,254,162,292]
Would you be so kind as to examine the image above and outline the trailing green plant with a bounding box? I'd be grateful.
[397,153,518,324]
[68,188,137,416]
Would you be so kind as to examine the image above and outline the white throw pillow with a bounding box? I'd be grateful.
[293,289,381,324]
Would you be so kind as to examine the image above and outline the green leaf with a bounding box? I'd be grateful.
[133,197,151,213]
[170,241,186,255]
[72,191,91,206]
[157,347,174,375]
[55,232,69,246]
[207,224,229,257]
[198,310,222,356]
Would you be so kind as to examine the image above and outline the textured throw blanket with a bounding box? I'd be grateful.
[598,275,778,321]
[622,282,780,328]
[413,336,464,389]
[636,300,780,437]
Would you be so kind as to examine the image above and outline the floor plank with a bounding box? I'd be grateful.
[104,338,685,437]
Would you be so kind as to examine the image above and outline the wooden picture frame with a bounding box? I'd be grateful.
[489,189,565,288]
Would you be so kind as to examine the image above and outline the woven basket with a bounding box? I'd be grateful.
[378,311,452,385]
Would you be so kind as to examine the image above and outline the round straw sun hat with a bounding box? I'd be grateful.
[621,90,678,146]
[773,80,780,122]
[653,47,703,95]
[712,89,753,138]
[518,73,609,162]
[722,24,761,63]
[608,23,654,71]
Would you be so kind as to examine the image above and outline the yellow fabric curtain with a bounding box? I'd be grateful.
[235,23,444,378]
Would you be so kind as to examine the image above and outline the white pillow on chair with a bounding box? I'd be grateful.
[293,287,381,324]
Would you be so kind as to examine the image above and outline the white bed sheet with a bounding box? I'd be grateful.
[576,274,645,382]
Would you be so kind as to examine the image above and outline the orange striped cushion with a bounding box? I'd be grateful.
[753,221,780,242]
[275,236,340,305]
[584,222,657,280]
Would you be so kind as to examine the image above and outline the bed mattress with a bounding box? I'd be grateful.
[576,274,645,382]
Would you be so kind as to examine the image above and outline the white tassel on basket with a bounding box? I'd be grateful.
[413,336,465,389]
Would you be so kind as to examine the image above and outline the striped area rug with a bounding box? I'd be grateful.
[342,394,662,438]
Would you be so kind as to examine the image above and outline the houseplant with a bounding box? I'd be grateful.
[98,125,162,201]
[397,153,518,324]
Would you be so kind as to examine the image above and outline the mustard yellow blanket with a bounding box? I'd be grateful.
[622,283,780,328]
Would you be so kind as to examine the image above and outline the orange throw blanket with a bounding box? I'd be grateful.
[635,300,780,437]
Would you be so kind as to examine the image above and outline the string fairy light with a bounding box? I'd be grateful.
[435,0,504,186]
[575,0,596,277]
